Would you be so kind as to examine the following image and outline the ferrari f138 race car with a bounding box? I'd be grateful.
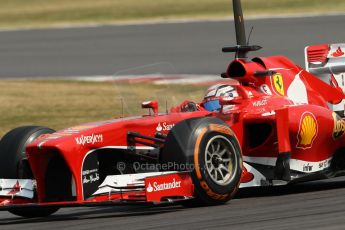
[1,0,345,218]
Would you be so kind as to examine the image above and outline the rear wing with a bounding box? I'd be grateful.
[305,44,345,116]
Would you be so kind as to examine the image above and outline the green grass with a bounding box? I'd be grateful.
[0,0,344,28]
[0,80,205,136]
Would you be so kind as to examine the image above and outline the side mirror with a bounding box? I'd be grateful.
[142,100,159,115]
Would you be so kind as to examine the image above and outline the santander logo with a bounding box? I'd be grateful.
[146,183,154,192]
[7,181,21,195]
[332,47,344,57]
[146,179,182,193]
[156,123,163,132]
[156,122,175,132]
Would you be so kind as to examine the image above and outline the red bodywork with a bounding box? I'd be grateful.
[1,56,345,208]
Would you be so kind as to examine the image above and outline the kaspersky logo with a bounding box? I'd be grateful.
[146,179,182,193]
[75,133,103,145]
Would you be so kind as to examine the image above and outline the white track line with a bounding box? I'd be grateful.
[2,74,238,85]
[0,12,344,32]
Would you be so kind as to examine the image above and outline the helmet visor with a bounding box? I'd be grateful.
[204,100,221,111]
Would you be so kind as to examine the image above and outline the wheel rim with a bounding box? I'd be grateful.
[204,135,237,186]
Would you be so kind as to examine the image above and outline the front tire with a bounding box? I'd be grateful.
[0,126,60,218]
[160,117,242,206]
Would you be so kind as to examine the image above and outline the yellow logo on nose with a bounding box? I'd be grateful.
[297,112,318,149]
[273,73,284,96]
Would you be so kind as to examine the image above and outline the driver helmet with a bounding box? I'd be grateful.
[203,84,239,111]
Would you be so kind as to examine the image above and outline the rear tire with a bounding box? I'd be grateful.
[160,117,242,206]
[0,126,60,218]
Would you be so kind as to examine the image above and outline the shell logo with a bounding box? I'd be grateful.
[296,112,318,149]
[272,73,285,96]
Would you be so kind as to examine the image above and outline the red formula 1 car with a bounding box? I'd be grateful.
[1,0,345,218]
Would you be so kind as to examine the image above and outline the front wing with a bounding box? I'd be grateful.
[0,172,194,210]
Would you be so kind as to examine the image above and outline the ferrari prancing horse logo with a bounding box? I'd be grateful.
[273,73,285,96]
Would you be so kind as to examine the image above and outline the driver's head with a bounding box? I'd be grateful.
[203,84,238,111]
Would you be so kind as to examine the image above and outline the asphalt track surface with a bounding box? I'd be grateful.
[2,15,345,229]
[1,178,345,229]
[0,15,345,78]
